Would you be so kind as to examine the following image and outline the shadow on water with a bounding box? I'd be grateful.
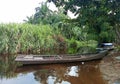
[0,55,108,84]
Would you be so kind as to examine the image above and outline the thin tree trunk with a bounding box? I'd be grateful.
[115,24,120,44]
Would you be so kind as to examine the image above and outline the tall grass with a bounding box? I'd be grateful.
[0,24,19,54]
[0,23,57,54]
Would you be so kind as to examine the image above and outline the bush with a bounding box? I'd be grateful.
[67,39,97,54]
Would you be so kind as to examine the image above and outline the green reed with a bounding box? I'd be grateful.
[0,23,56,54]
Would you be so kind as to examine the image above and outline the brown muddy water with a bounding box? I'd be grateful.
[0,55,108,84]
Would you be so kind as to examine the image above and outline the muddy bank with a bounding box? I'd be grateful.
[99,51,120,84]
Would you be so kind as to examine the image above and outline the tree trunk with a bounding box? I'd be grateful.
[115,24,120,44]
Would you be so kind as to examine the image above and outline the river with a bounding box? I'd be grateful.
[0,55,108,84]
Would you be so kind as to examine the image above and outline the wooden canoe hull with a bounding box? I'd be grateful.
[15,50,109,65]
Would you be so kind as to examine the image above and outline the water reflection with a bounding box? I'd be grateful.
[0,55,107,84]
[0,55,18,79]
[67,66,79,77]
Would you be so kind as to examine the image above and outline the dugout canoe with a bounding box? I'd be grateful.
[15,50,109,65]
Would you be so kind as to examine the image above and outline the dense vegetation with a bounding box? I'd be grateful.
[0,23,56,54]
[48,0,120,43]
[0,23,96,54]
[0,0,120,54]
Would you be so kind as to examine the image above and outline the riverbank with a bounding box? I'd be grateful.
[99,51,120,84]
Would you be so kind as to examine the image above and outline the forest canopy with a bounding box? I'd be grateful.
[47,0,120,43]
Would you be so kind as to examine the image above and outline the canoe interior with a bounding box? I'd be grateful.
[15,50,109,65]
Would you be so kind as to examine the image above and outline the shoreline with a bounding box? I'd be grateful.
[99,51,120,84]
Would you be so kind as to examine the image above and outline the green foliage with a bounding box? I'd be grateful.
[99,22,115,42]
[18,24,56,54]
[66,38,78,54]
[0,23,98,54]
[67,38,97,54]
[0,23,57,54]
[0,24,19,54]
[49,0,120,43]
[25,2,68,27]
[25,1,91,44]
